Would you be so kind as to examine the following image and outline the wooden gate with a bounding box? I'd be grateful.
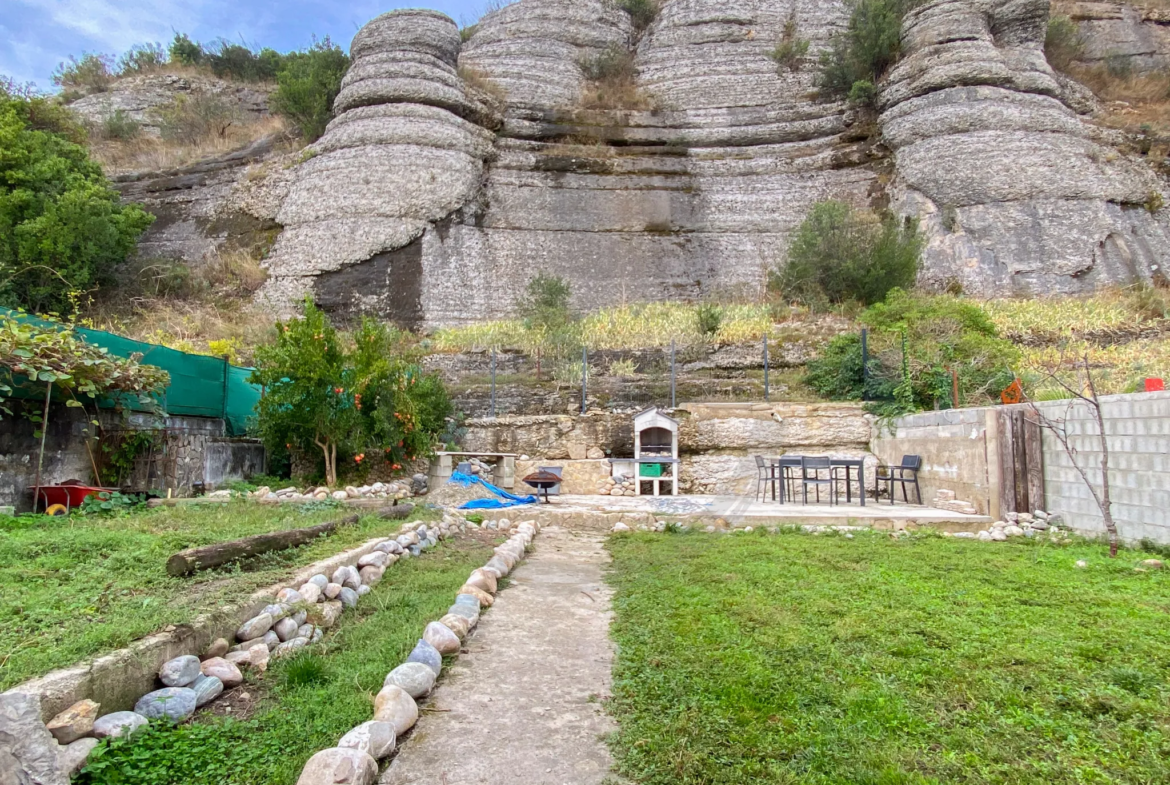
[997,408,1044,515]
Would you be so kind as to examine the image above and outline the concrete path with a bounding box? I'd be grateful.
[381,526,615,785]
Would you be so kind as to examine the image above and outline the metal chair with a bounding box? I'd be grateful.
[800,456,838,505]
[878,455,923,505]
[754,456,779,502]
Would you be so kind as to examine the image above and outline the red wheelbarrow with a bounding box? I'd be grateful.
[32,480,119,514]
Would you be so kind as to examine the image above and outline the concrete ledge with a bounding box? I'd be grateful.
[4,536,392,721]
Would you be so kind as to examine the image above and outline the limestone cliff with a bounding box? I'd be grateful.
[120,0,1170,326]
[882,0,1170,294]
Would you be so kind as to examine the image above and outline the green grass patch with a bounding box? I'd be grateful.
[0,501,436,690]
[77,536,492,785]
[606,530,1170,784]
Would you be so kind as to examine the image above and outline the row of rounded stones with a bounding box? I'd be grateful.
[294,520,540,785]
[51,526,445,762]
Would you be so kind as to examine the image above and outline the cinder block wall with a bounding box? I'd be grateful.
[1037,391,1170,543]
[874,391,1170,543]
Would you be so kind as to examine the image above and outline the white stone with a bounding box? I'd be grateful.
[296,747,378,785]
[339,721,396,759]
[383,662,437,698]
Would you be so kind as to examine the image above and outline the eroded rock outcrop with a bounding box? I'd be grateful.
[257,10,500,325]
[240,0,1168,323]
[1057,1,1170,73]
[883,0,1169,295]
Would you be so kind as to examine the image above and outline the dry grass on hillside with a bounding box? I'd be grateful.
[81,250,276,365]
[90,114,288,175]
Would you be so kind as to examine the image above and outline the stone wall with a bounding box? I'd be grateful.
[0,407,266,511]
[873,391,1170,542]
[459,401,874,496]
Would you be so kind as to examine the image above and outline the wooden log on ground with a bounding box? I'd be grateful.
[166,514,360,576]
[378,503,414,520]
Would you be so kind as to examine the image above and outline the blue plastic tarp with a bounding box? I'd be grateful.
[449,470,538,509]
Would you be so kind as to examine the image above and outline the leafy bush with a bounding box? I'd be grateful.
[617,0,660,33]
[0,91,155,314]
[0,78,86,143]
[771,12,811,72]
[96,110,141,141]
[270,38,350,142]
[78,491,146,516]
[771,200,922,307]
[52,53,116,93]
[518,273,573,331]
[696,303,723,338]
[168,33,205,66]
[251,300,451,486]
[805,290,1019,413]
[818,0,917,105]
[1045,15,1084,73]
[117,43,167,75]
[154,94,238,144]
[204,41,283,82]
[805,332,867,401]
[0,311,170,417]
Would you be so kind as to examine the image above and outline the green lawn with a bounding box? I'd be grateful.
[607,530,1170,785]
[0,501,433,690]
[77,537,492,785]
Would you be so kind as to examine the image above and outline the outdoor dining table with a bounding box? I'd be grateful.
[768,456,866,506]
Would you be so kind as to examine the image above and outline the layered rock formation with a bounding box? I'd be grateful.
[256,10,500,324]
[119,1,1170,323]
[1057,1,1170,73]
[882,0,1170,294]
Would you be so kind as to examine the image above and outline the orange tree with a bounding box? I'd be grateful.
[250,300,451,486]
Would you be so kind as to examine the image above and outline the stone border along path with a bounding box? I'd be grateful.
[378,524,615,785]
[1,514,471,783]
[294,519,543,785]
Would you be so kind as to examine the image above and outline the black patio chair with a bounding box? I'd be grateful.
[878,455,923,505]
[754,456,779,502]
[800,456,838,505]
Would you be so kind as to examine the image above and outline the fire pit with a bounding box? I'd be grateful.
[522,470,562,504]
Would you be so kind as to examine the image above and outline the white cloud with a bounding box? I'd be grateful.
[18,0,213,52]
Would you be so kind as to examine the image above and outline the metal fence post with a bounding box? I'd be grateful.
[763,334,770,402]
[861,328,869,401]
[670,339,676,409]
[581,346,588,415]
[490,349,497,419]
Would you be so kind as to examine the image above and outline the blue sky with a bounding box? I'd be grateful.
[1,0,486,89]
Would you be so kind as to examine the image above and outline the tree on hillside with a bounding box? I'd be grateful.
[0,83,154,314]
[250,300,452,486]
[271,38,351,142]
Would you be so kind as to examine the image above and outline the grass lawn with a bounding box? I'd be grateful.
[76,536,493,785]
[607,530,1170,784]
[0,501,434,690]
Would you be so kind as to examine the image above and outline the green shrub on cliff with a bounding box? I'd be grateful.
[818,0,919,105]
[270,38,351,142]
[771,200,922,308]
[0,84,153,314]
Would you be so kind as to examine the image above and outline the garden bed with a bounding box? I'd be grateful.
[607,529,1170,784]
[0,501,435,691]
[76,536,495,785]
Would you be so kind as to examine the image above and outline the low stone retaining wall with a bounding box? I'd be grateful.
[1,514,473,781]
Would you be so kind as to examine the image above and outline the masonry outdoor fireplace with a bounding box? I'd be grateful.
[633,407,679,496]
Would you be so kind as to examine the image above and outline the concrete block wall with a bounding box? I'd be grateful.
[874,390,1170,543]
[871,408,997,514]
[1035,391,1170,543]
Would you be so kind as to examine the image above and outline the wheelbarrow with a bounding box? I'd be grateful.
[32,480,119,514]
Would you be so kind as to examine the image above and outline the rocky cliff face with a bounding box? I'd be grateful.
[883,0,1170,294]
[124,0,1170,326]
